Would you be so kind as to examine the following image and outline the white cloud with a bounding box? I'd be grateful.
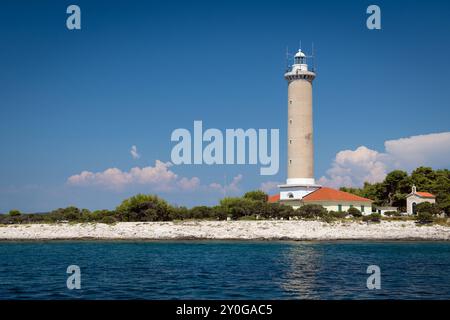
[68,160,195,192]
[260,181,282,193]
[384,132,450,171]
[177,177,200,190]
[130,145,140,159]
[319,132,450,188]
[67,160,242,196]
[209,174,243,194]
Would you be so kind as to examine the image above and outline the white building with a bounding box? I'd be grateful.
[269,187,372,215]
[406,185,436,215]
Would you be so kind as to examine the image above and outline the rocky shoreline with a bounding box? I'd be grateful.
[1,220,449,241]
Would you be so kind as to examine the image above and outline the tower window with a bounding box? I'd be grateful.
[289,159,292,165]
[289,100,292,104]
[289,140,292,144]
[288,192,294,199]
[289,119,293,125]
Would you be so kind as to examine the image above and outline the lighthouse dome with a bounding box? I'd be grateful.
[293,49,307,67]
[294,50,306,58]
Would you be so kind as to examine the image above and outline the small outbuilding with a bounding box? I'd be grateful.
[406,185,436,215]
[375,206,399,215]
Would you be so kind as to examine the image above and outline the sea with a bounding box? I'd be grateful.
[0,241,449,300]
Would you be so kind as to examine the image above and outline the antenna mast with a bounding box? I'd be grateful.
[285,46,290,71]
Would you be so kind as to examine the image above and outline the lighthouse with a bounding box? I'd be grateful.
[268,47,373,213]
[278,48,320,205]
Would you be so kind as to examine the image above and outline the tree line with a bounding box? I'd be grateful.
[0,191,371,224]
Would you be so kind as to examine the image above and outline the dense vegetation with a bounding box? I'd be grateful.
[340,167,450,214]
[0,167,448,225]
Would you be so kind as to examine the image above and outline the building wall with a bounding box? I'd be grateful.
[376,208,398,215]
[406,195,436,215]
[279,185,319,201]
[310,202,372,215]
[280,200,373,215]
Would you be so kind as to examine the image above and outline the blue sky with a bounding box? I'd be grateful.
[0,0,449,212]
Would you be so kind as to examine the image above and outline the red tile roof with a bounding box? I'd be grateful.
[415,191,435,198]
[266,187,372,203]
[303,187,372,202]
[267,194,280,203]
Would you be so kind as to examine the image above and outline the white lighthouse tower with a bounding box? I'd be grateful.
[279,48,320,206]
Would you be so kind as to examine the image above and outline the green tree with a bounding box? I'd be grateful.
[219,197,256,220]
[8,209,21,216]
[116,194,172,221]
[168,206,189,220]
[211,206,228,220]
[382,170,410,207]
[189,206,214,219]
[362,213,381,223]
[243,190,268,202]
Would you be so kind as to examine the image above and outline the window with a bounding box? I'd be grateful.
[289,100,292,105]
[288,193,294,199]
[289,159,292,165]
[349,205,353,208]
[289,119,293,125]
[338,205,342,212]
[361,205,364,212]
[289,140,292,144]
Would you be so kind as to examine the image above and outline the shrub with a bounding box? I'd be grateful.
[46,207,83,222]
[362,213,382,223]
[238,215,257,220]
[295,204,328,219]
[189,206,214,219]
[88,209,116,222]
[383,210,400,217]
[211,206,227,220]
[416,211,433,224]
[100,215,117,224]
[347,207,362,218]
[328,211,348,219]
[8,210,21,216]
[168,206,189,220]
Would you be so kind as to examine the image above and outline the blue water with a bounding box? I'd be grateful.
[0,241,449,300]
